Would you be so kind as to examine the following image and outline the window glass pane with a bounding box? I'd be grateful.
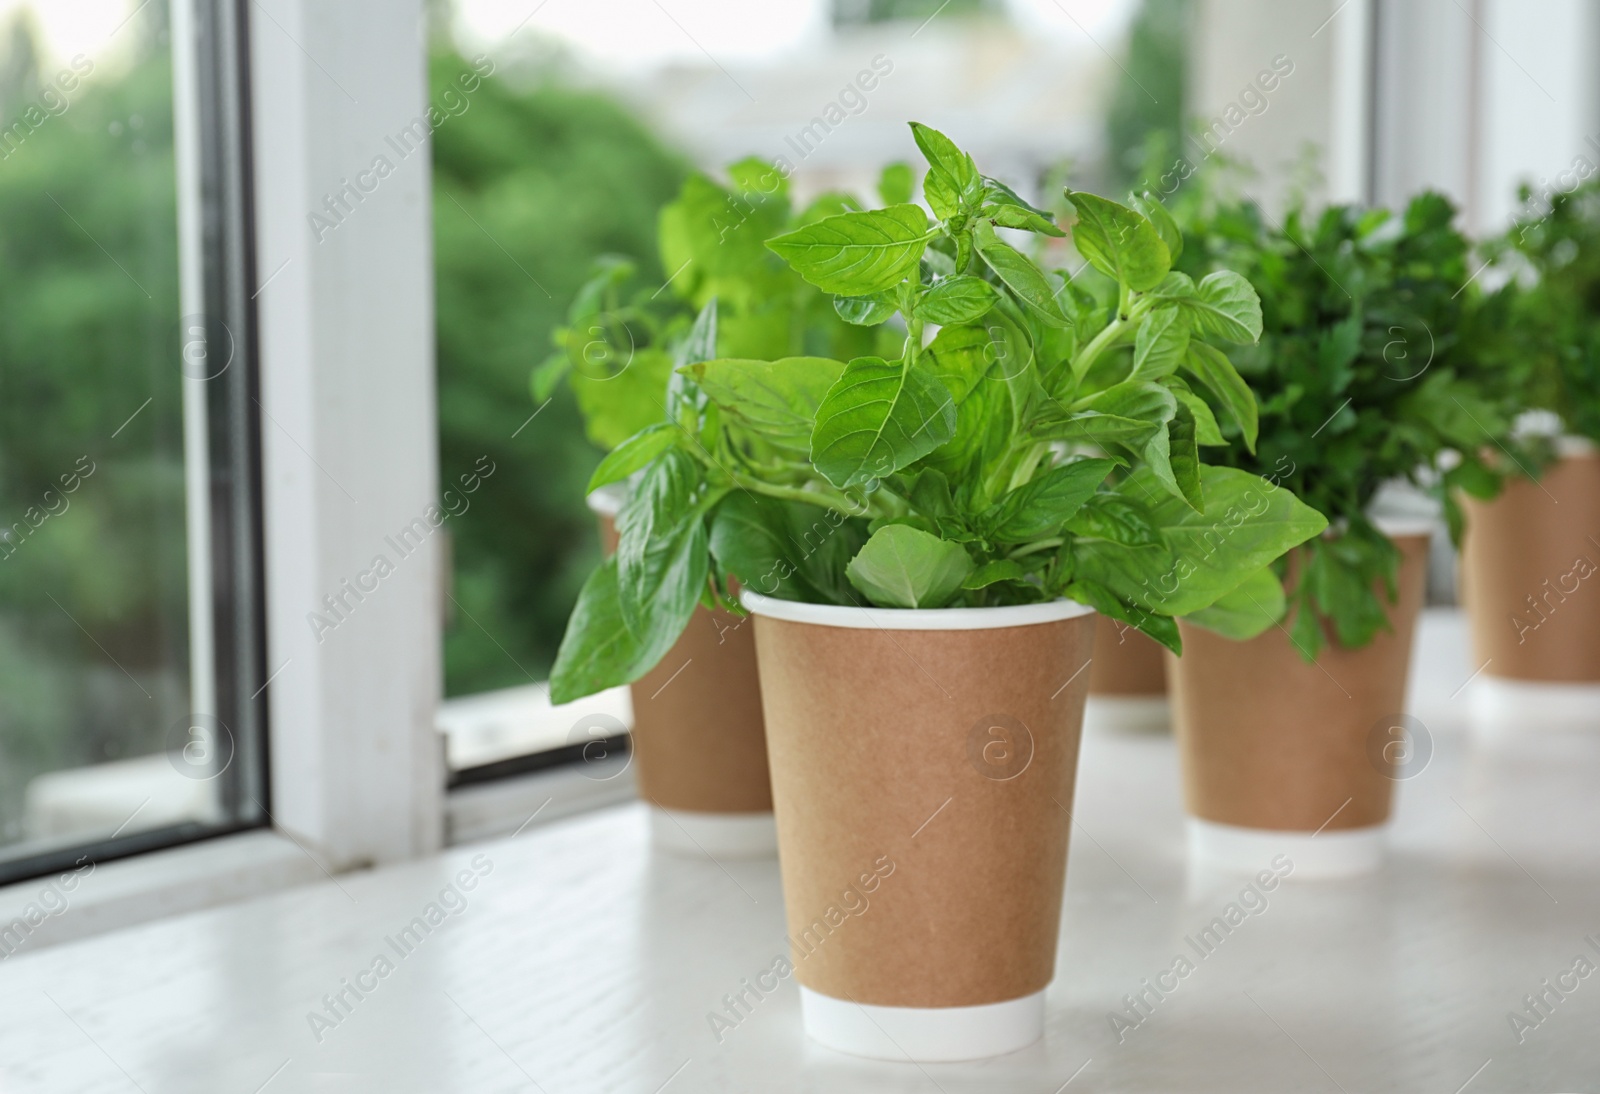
[0,0,258,876]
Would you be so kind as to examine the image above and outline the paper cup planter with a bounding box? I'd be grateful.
[742,591,1096,1061]
[1168,532,1431,879]
[1460,446,1600,732]
[587,488,776,858]
[1085,615,1171,733]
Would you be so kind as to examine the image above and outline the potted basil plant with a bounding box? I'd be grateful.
[1460,182,1600,726]
[550,124,1324,1061]
[1170,192,1514,876]
[533,162,895,857]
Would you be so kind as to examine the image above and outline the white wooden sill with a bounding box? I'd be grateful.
[0,610,1596,1091]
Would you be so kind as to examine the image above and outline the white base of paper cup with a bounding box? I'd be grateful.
[1472,675,1600,734]
[1187,817,1386,879]
[800,986,1045,1062]
[1084,695,1170,734]
[648,806,777,859]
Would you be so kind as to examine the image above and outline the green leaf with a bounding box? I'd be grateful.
[811,356,957,488]
[587,424,679,492]
[1064,190,1170,292]
[918,276,1000,325]
[571,348,677,450]
[1147,400,1202,512]
[1132,306,1190,380]
[614,450,712,634]
[1062,578,1181,654]
[726,156,789,201]
[766,204,930,296]
[1186,565,1287,640]
[910,122,979,193]
[1180,271,1263,343]
[834,294,897,326]
[983,458,1116,541]
[878,162,914,206]
[1074,465,1328,617]
[1129,191,1182,263]
[972,221,1070,327]
[549,557,686,704]
[846,525,973,608]
[688,356,847,450]
[531,352,570,403]
[963,559,1027,589]
[1073,380,1177,427]
[923,324,993,402]
[1167,378,1226,445]
[924,167,962,220]
[1182,342,1260,453]
[708,492,816,601]
[1063,494,1161,547]
[981,178,1066,237]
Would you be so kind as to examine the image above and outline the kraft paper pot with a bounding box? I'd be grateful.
[1460,446,1600,730]
[1168,531,1430,879]
[1085,615,1170,734]
[742,591,1096,1062]
[587,488,774,858]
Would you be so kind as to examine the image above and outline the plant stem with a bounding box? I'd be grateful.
[1009,537,1063,559]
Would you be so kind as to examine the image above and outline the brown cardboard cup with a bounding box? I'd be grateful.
[588,488,773,857]
[1169,532,1430,878]
[1086,616,1171,733]
[1460,451,1600,728]
[744,592,1096,1061]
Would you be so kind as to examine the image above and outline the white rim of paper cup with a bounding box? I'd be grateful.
[1187,817,1387,879]
[800,986,1045,1062]
[1368,513,1438,539]
[1471,675,1600,733]
[740,590,1093,631]
[584,483,626,517]
[647,806,777,859]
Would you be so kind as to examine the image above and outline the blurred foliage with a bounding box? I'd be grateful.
[0,23,189,843]
[1104,0,1190,194]
[831,0,991,26]
[430,52,689,694]
[1178,192,1520,656]
[1480,180,1600,446]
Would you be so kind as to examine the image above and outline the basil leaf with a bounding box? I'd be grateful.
[1072,380,1178,426]
[549,557,686,704]
[811,356,957,488]
[878,162,914,206]
[1187,564,1286,640]
[1166,377,1226,446]
[834,294,897,326]
[1132,306,1190,380]
[1181,271,1263,343]
[1147,399,1203,512]
[846,524,973,608]
[688,356,847,450]
[918,276,1000,325]
[972,221,1071,327]
[615,450,712,635]
[709,492,818,601]
[572,347,678,451]
[1063,493,1162,547]
[963,558,1027,589]
[766,204,930,296]
[981,177,1066,237]
[983,457,1116,541]
[1064,190,1170,292]
[924,167,962,220]
[587,423,679,493]
[909,122,979,194]
[1129,191,1182,263]
[1182,341,1260,453]
[923,324,993,402]
[1074,465,1328,616]
[1062,577,1181,655]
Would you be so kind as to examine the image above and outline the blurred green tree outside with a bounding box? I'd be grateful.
[0,12,189,845]
[429,52,688,695]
